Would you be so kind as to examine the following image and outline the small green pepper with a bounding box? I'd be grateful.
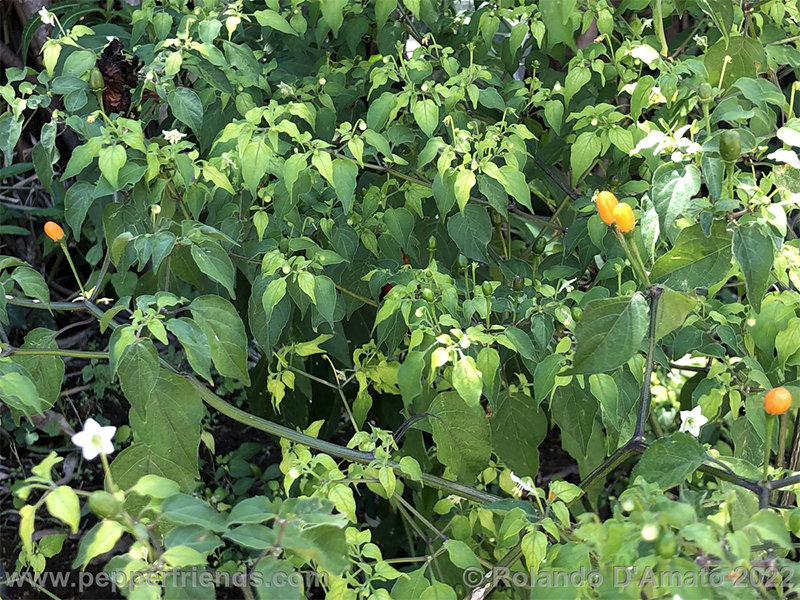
[89,67,104,91]
[719,130,742,163]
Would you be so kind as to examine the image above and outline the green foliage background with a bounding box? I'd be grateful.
[2,0,800,598]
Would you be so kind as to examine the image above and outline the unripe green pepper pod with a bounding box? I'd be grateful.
[697,82,713,103]
[719,130,742,163]
[89,67,105,91]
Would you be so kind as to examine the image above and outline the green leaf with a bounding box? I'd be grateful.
[654,290,695,340]
[227,496,277,524]
[444,540,480,569]
[14,329,65,405]
[166,318,213,383]
[564,65,590,108]
[224,525,277,549]
[320,0,347,35]
[65,182,94,241]
[0,113,22,167]
[447,204,492,262]
[540,0,578,50]
[704,35,766,89]
[533,354,565,401]
[161,546,208,568]
[190,240,236,298]
[777,118,800,147]
[572,294,650,374]
[72,521,125,569]
[452,354,482,408]
[117,339,160,419]
[376,0,397,28]
[241,139,271,197]
[570,131,601,179]
[45,486,80,534]
[11,266,50,306]
[383,207,414,249]
[254,9,298,35]
[732,225,773,313]
[550,382,605,478]
[744,510,793,550]
[261,276,287,321]
[453,169,475,212]
[297,270,316,303]
[543,100,563,135]
[697,0,732,43]
[413,99,439,137]
[366,92,398,131]
[283,153,307,200]
[631,432,706,490]
[252,558,307,600]
[314,275,337,327]
[332,158,358,213]
[168,88,204,134]
[651,163,701,237]
[190,296,250,385]
[131,474,181,499]
[162,494,228,532]
[0,371,44,417]
[98,145,126,190]
[496,165,531,211]
[650,221,733,291]
[397,350,425,406]
[429,392,491,483]
[491,392,547,478]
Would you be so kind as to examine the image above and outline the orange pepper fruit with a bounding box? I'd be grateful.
[613,203,635,233]
[44,221,65,242]
[595,191,618,226]
[764,386,792,415]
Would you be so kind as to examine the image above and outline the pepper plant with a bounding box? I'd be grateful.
[3,0,800,598]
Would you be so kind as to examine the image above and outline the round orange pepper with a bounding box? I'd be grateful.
[764,387,792,415]
[595,191,618,226]
[613,203,635,233]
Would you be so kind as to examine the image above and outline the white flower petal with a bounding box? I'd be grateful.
[72,418,116,460]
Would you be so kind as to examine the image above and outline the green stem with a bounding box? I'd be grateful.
[725,161,735,199]
[100,452,116,493]
[5,296,89,311]
[634,287,662,440]
[777,412,788,469]
[2,347,108,360]
[626,232,652,287]
[764,414,775,481]
[189,376,501,504]
[89,250,112,302]
[334,283,379,307]
[654,0,669,57]
[702,101,712,137]
[614,229,650,288]
[59,241,87,297]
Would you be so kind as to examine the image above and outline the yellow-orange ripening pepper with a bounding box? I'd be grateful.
[595,191,618,226]
[44,221,65,242]
[764,387,792,415]
[613,203,635,233]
